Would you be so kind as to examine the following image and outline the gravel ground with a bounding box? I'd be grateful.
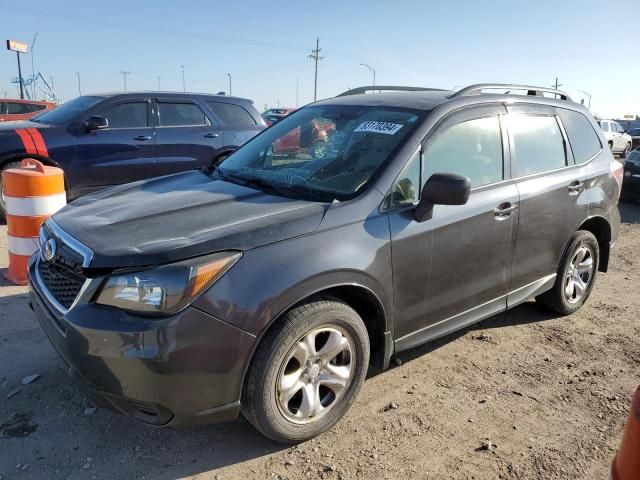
[1,203,639,480]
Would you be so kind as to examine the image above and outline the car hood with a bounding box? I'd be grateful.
[52,170,327,269]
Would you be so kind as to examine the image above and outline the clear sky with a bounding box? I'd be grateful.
[1,0,639,118]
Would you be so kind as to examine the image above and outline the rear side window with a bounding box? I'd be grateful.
[511,115,566,176]
[423,116,503,187]
[158,102,208,127]
[207,101,256,126]
[6,102,29,114]
[558,109,602,163]
[0,102,6,114]
[102,102,148,128]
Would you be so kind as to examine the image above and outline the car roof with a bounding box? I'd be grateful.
[87,91,253,103]
[313,88,590,115]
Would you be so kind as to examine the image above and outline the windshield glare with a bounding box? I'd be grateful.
[220,105,422,202]
[32,95,104,124]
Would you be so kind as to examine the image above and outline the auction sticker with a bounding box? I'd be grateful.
[354,121,404,135]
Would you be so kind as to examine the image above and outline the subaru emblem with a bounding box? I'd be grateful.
[42,238,57,262]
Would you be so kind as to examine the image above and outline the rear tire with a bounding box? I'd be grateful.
[242,298,370,444]
[0,161,22,222]
[536,230,599,315]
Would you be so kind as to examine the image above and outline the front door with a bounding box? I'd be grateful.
[73,97,155,196]
[388,106,518,348]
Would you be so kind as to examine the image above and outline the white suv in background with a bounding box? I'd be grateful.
[599,119,632,158]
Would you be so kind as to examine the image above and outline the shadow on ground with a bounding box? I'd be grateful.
[619,200,640,224]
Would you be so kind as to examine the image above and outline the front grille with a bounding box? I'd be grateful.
[37,260,86,310]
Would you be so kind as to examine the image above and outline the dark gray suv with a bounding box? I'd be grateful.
[29,83,622,443]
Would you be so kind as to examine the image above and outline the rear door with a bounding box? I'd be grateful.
[205,100,263,148]
[74,96,155,195]
[507,104,590,302]
[153,98,223,176]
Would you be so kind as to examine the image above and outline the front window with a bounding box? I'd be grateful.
[218,105,423,202]
[32,96,104,124]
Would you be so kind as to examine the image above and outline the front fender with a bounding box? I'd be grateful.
[193,212,393,337]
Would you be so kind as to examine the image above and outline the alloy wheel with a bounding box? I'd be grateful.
[564,245,594,304]
[276,325,355,424]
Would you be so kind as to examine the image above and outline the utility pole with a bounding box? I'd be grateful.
[553,77,562,90]
[120,70,130,91]
[227,73,232,95]
[16,51,24,99]
[75,72,81,96]
[30,33,38,99]
[360,63,375,86]
[308,37,323,101]
[181,65,185,92]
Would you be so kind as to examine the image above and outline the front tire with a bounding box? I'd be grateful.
[622,142,631,159]
[242,299,370,443]
[536,230,599,315]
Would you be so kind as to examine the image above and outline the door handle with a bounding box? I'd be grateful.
[568,180,584,194]
[204,133,219,138]
[493,202,518,219]
[134,135,152,141]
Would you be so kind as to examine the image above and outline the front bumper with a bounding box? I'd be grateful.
[28,257,256,427]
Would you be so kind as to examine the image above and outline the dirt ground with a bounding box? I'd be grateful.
[1,204,639,480]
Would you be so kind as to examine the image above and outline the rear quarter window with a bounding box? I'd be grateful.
[558,109,602,164]
[207,101,256,126]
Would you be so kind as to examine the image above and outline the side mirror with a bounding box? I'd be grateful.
[414,173,471,222]
[85,115,108,132]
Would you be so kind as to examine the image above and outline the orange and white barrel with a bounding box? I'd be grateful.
[2,159,66,285]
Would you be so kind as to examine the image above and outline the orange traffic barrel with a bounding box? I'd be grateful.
[2,159,66,285]
[611,386,640,480]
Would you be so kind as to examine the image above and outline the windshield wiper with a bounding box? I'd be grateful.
[236,175,304,200]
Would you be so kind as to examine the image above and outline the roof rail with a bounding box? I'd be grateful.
[337,85,448,97]
[450,83,572,101]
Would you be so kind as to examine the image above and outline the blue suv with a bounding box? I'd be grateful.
[0,92,265,218]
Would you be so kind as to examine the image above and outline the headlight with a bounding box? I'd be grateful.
[96,251,241,315]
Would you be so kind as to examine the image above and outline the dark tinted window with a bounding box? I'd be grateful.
[424,116,503,187]
[630,129,640,136]
[102,102,148,128]
[6,102,30,114]
[511,115,566,176]
[0,102,5,114]
[158,102,208,126]
[207,101,256,126]
[558,109,602,163]
[32,96,104,124]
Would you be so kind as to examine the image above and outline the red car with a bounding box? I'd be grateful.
[0,99,56,122]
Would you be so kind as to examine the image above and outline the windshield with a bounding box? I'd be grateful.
[219,105,423,202]
[32,95,104,124]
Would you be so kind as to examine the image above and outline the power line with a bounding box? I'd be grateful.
[308,37,324,102]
